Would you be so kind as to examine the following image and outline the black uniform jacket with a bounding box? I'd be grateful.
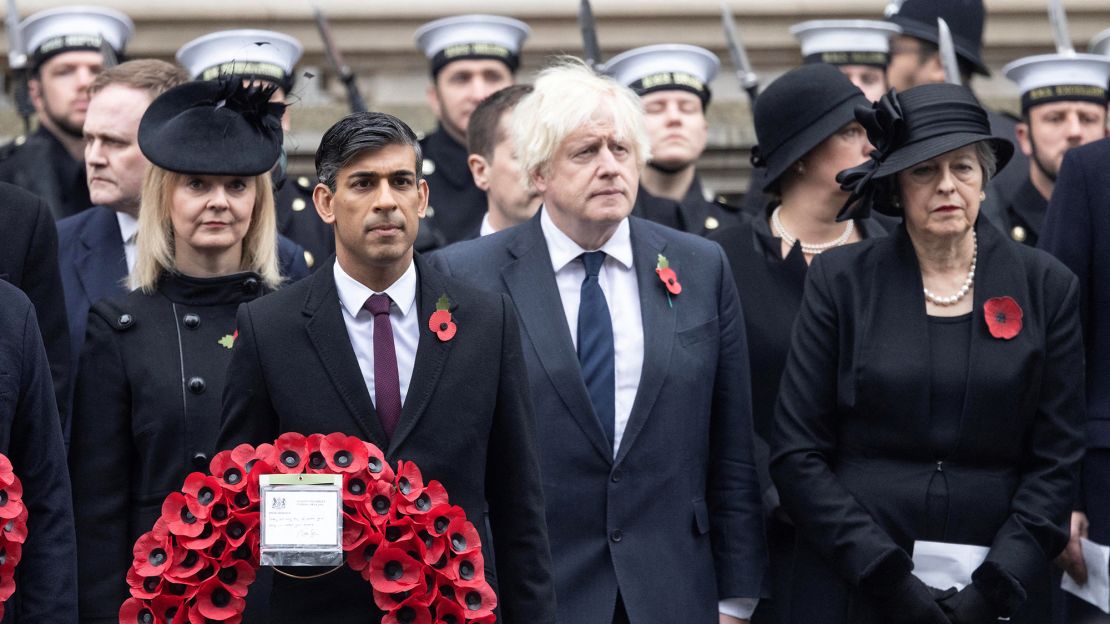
[273,173,335,271]
[431,215,766,624]
[677,175,745,236]
[0,126,90,220]
[771,216,1085,623]
[216,254,556,624]
[1040,137,1110,540]
[0,182,71,434]
[420,126,486,246]
[70,271,269,624]
[0,281,77,623]
[985,176,1046,247]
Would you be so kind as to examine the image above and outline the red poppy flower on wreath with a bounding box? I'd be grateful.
[428,293,457,342]
[655,254,682,296]
[119,435,497,623]
[0,455,30,620]
[984,296,1023,340]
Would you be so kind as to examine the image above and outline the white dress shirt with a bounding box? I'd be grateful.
[333,258,419,408]
[540,207,643,457]
[479,213,497,237]
[115,211,139,273]
[541,208,758,621]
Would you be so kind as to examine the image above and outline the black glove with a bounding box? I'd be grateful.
[939,583,999,624]
[872,573,953,624]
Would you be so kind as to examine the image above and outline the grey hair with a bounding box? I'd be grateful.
[975,141,998,183]
[315,111,423,192]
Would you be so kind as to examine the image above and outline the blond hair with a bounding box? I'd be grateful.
[130,166,282,292]
[511,56,651,186]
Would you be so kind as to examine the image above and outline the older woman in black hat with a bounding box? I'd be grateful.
[710,62,889,624]
[771,83,1084,624]
[69,80,286,622]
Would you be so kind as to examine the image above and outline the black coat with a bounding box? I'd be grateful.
[0,182,71,437]
[273,174,335,272]
[984,177,1046,247]
[216,254,556,624]
[69,272,269,624]
[420,126,486,246]
[1039,137,1110,543]
[0,280,77,623]
[771,217,1085,623]
[432,215,766,624]
[0,126,90,221]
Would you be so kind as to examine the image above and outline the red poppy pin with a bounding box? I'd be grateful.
[428,294,457,342]
[984,296,1023,340]
[655,254,681,307]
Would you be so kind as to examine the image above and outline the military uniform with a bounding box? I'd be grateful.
[70,272,268,622]
[677,175,745,236]
[0,126,91,220]
[989,178,1045,247]
[419,126,486,246]
[273,173,334,271]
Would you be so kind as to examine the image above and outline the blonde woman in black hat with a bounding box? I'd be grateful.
[69,80,285,622]
[771,83,1084,624]
[708,62,888,624]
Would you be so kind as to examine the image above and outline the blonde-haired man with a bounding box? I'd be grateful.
[433,58,765,624]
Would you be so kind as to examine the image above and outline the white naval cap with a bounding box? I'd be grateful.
[176,29,304,92]
[789,20,901,67]
[414,14,530,76]
[20,5,133,69]
[1002,52,1110,113]
[603,44,720,104]
[1091,29,1110,58]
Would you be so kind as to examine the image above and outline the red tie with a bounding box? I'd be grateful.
[364,294,401,440]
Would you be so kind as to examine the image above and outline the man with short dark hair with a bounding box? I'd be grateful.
[0,6,133,219]
[217,111,556,624]
[466,84,541,237]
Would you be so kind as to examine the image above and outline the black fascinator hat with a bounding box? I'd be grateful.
[835,83,1013,220]
[750,63,870,193]
[138,80,285,177]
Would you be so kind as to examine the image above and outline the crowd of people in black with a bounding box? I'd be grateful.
[0,0,1109,623]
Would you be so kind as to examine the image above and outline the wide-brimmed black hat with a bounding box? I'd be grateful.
[138,80,285,176]
[886,0,989,76]
[836,83,1013,220]
[750,63,870,192]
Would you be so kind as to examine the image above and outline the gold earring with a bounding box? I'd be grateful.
[979,191,986,201]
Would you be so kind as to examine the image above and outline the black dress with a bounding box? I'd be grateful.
[69,271,268,624]
[709,209,890,624]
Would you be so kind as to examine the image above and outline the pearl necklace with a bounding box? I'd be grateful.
[922,230,977,306]
[771,206,855,255]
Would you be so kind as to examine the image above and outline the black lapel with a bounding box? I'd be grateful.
[501,217,614,463]
[302,258,385,444]
[75,207,129,302]
[387,254,454,456]
[614,218,675,465]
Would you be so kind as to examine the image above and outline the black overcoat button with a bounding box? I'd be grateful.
[187,377,206,394]
[241,278,259,294]
[610,529,623,543]
[192,452,209,470]
[183,313,200,329]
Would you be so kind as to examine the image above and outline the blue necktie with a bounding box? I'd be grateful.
[577,251,615,449]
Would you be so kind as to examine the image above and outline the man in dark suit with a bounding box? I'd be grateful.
[0,280,78,621]
[217,111,555,623]
[432,58,765,624]
[0,182,71,435]
[57,60,310,383]
[1040,137,1110,623]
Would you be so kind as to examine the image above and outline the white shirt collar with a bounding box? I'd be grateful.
[333,257,418,318]
[116,211,139,244]
[479,213,496,237]
[539,206,633,272]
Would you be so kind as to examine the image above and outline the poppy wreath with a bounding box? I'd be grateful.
[120,432,497,624]
[0,455,28,620]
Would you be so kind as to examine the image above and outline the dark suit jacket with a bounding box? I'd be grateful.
[431,215,766,624]
[0,280,77,623]
[1040,137,1110,540]
[0,182,71,435]
[772,217,1084,623]
[216,254,556,624]
[57,205,312,372]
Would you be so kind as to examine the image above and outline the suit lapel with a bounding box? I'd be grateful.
[387,254,453,456]
[615,219,675,465]
[302,259,386,444]
[75,207,129,302]
[501,218,614,463]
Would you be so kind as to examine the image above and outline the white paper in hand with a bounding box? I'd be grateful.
[911,540,990,591]
[1061,537,1110,614]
